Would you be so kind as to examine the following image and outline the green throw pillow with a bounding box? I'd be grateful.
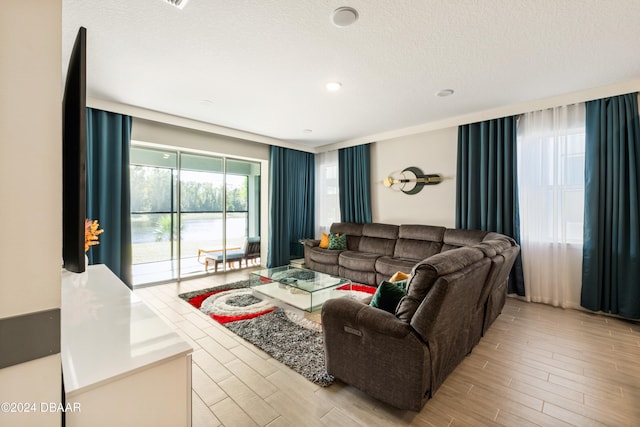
[370,280,407,314]
[328,233,347,250]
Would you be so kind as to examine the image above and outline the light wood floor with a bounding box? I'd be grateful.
[135,269,640,427]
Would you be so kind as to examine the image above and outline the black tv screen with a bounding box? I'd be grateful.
[62,27,87,273]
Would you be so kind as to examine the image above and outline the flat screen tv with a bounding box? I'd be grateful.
[62,27,87,273]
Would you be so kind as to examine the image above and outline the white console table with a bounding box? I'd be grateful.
[61,265,192,427]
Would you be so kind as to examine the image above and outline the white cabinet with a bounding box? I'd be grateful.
[61,265,192,427]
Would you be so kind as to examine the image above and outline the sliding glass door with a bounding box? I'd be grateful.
[179,153,225,276]
[130,146,260,286]
[130,148,179,284]
[225,159,261,258]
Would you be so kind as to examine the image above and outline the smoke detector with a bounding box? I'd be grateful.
[331,7,359,27]
[164,0,189,9]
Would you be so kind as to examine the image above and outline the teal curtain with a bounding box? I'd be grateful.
[268,146,315,267]
[86,108,133,287]
[456,116,525,296]
[339,144,372,223]
[582,93,640,319]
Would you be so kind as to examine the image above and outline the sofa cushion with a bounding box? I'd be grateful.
[359,237,397,256]
[472,241,497,257]
[394,238,443,261]
[476,237,513,255]
[355,223,398,256]
[338,266,377,287]
[370,280,407,314]
[395,247,485,322]
[307,246,341,265]
[362,223,399,239]
[399,225,446,241]
[339,251,382,272]
[484,231,516,244]
[441,229,488,251]
[389,271,410,282]
[331,222,364,236]
[392,225,445,260]
[375,256,421,279]
[328,233,347,250]
[319,232,330,249]
[330,222,364,250]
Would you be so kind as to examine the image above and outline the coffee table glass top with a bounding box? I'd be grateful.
[251,265,349,293]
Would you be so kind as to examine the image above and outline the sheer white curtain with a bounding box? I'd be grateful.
[517,104,585,308]
[315,150,340,238]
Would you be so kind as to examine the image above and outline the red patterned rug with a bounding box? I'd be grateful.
[179,280,376,324]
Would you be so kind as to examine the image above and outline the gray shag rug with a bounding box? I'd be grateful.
[179,279,335,387]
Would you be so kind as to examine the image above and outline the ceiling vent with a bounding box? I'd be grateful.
[164,0,189,9]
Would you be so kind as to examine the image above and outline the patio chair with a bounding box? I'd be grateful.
[244,237,261,266]
[200,237,260,272]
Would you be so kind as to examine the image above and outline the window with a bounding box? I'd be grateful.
[517,103,585,307]
[130,146,260,285]
[315,150,340,238]
[518,106,585,244]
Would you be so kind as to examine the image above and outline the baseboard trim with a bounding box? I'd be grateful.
[0,308,60,369]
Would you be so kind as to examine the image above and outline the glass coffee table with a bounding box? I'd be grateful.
[250,265,351,312]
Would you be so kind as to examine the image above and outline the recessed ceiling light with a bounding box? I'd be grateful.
[331,7,359,27]
[326,81,343,91]
[303,129,313,133]
[436,89,455,97]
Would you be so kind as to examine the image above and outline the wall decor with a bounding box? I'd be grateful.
[383,167,442,194]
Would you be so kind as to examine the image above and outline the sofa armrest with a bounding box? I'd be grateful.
[322,297,412,339]
[300,239,320,247]
[321,296,431,411]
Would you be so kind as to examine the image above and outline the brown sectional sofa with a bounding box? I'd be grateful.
[303,222,519,410]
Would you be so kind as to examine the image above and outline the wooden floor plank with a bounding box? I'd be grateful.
[217,375,280,426]
[191,364,228,407]
[191,391,222,427]
[192,348,233,383]
[542,402,610,427]
[209,397,259,427]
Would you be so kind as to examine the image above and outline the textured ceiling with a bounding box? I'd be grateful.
[62,0,640,148]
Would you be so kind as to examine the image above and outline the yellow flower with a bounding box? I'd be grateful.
[85,219,104,252]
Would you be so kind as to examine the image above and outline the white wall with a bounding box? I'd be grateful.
[0,1,62,426]
[132,117,270,161]
[0,0,62,317]
[371,127,458,227]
